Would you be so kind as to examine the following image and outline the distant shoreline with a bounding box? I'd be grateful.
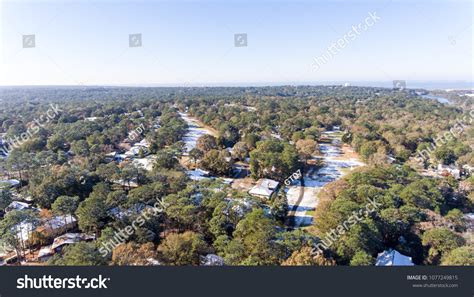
[0,82,473,91]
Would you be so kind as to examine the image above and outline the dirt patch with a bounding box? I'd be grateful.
[186,115,219,137]
[231,177,255,192]
[337,144,362,160]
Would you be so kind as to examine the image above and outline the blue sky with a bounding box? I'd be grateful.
[0,0,472,86]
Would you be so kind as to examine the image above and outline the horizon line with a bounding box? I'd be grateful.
[1,80,473,90]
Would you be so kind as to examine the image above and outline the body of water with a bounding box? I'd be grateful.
[421,94,451,104]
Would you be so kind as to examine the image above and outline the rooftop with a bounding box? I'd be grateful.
[5,201,30,212]
[0,179,20,188]
[51,233,95,250]
[249,178,279,198]
[376,249,414,266]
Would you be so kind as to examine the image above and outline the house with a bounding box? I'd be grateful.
[111,179,139,188]
[14,214,77,243]
[105,151,118,162]
[145,258,161,266]
[376,249,414,266]
[270,133,282,140]
[0,179,20,189]
[39,215,77,237]
[5,201,31,213]
[187,169,211,181]
[108,203,152,220]
[37,232,94,261]
[51,233,95,252]
[200,254,224,266]
[249,178,279,199]
[437,164,461,179]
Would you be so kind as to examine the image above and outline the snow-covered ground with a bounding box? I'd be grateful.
[179,112,213,153]
[132,156,156,171]
[286,186,319,210]
[286,186,319,227]
[187,168,212,181]
[287,135,364,227]
[179,112,217,180]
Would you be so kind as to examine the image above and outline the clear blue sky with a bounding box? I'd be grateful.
[0,0,472,86]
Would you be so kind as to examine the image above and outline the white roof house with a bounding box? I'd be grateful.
[42,215,77,234]
[5,201,30,213]
[187,169,211,181]
[111,179,139,188]
[52,233,82,250]
[200,254,225,266]
[437,164,461,179]
[108,203,152,220]
[0,179,20,188]
[376,249,414,266]
[105,151,117,158]
[14,214,77,242]
[145,258,161,266]
[51,233,95,250]
[249,178,279,199]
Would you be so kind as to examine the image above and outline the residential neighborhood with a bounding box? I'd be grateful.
[0,86,471,268]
